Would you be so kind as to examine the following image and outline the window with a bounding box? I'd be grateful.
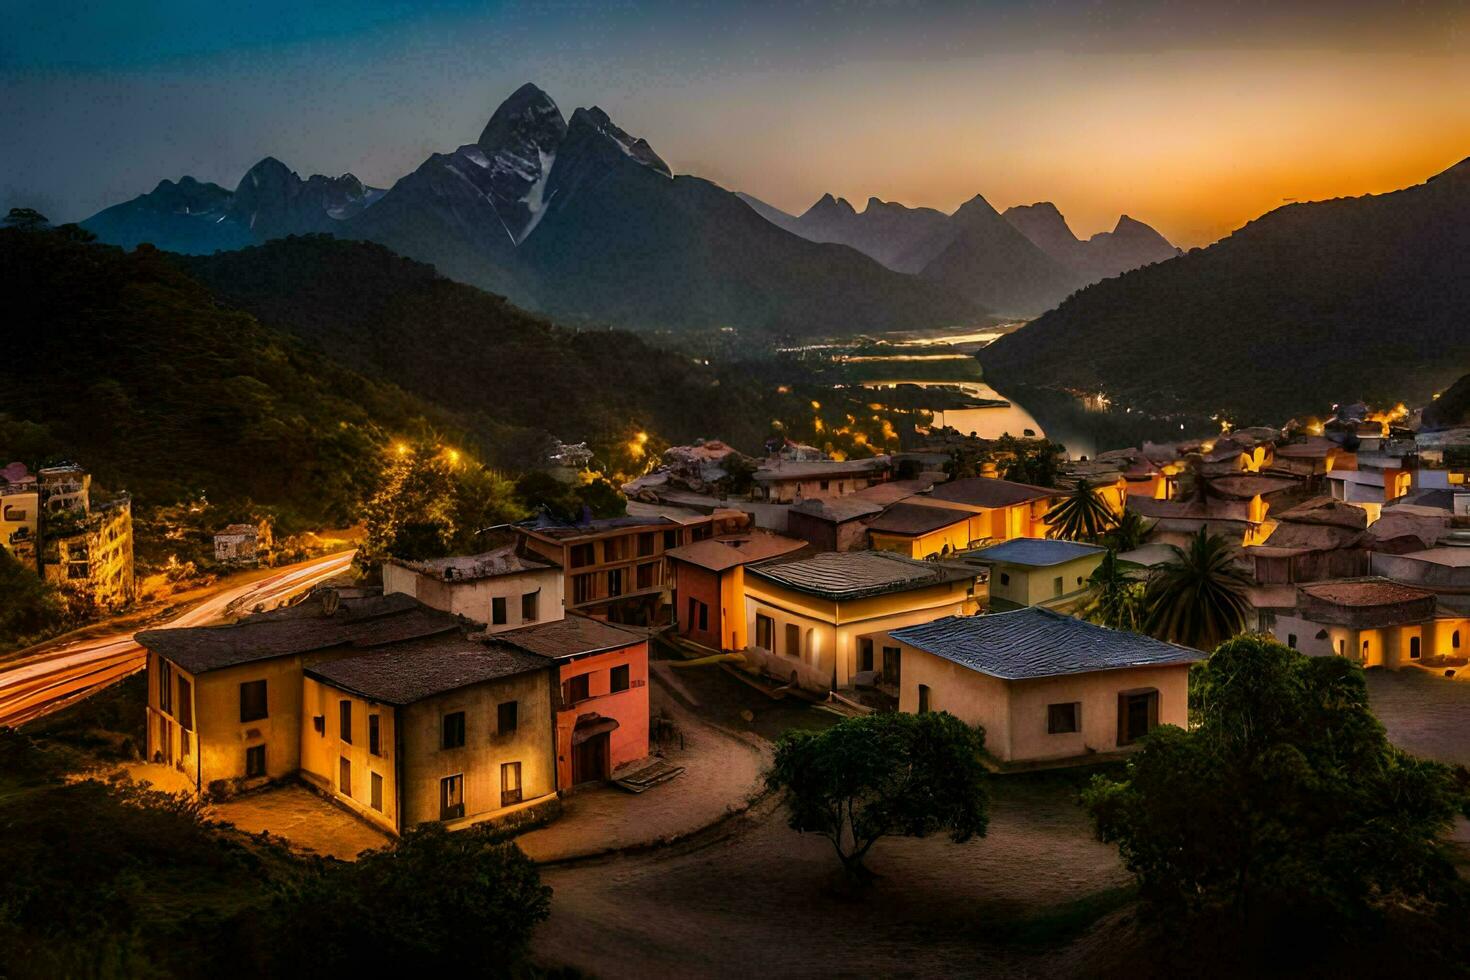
[313,714,325,735]
[521,590,539,623]
[859,638,874,673]
[636,562,656,590]
[492,596,507,625]
[607,568,623,597]
[1410,636,1421,660]
[497,700,518,735]
[369,714,382,756]
[440,774,464,820]
[999,572,1011,586]
[692,524,712,541]
[637,531,656,557]
[339,756,352,796]
[663,530,679,550]
[1,504,25,521]
[370,772,383,812]
[181,729,191,757]
[756,614,774,652]
[698,601,708,632]
[240,680,268,723]
[1117,690,1159,745]
[1048,702,1080,734]
[611,664,630,692]
[785,623,801,659]
[1337,639,1346,656]
[1053,576,1064,597]
[820,480,830,491]
[687,597,698,630]
[442,711,466,749]
[177,676,193,731]
[158,659,173,713]
[918,684,931,714]
[603,537,627,562]
[1287,634,1297,649]
[501,762,523,807]
[339,700,352,743]
[881,646,901,685]
[569,543,595,567]
[564,672,590,705]
[245,744,266,778]
[1455,630,1462,650]
[573,573,595,605]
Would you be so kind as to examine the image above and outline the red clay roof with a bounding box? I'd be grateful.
[1298,578,1434,607]
[665,531,806,571]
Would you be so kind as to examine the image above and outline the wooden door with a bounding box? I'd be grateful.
[572,733,609,784]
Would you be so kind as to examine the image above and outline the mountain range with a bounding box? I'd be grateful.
[739,191,1179,314]
[981,157,1470,423]
[82,84,982,335]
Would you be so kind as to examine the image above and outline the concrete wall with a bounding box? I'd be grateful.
[756,474,878,504]
[384,563,564,632]
[673,560,722,649]
[894,644,1190,764]
[1271,614,1470,669]
[869,520,971,560]
[555,643,650,787]
[988,554,1102,608]
[300,677,400,833]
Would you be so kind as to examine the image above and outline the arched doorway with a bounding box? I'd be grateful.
[572,713,620,784]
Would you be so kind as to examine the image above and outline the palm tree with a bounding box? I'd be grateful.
[1044,478,1117,542]
[1142,528,1252,650]
[1101,510,1154,553]
[1082,550,1145,631]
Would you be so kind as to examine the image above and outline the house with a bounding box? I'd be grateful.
[1245,497,1369,585]
[43,490,134,612]
[384,545,563,633]
[1371,542,1470,597]
[301,635,557,833]
[750,456,892,504]
[137,592,464,793]
[497,614,651,787]
[966,538,1107,611]
[866,502,974,559]
[666,531,807,650]
[0,461,38,563]
[921,477,1061,545]
[1268,577,1468,669]
[38,463,91,513]
[887,608,1203,766]
[1126,496,1259,548]
[213,524,262,565]
[741,550,984,695]
[1326,438,1417,518]
[785,497,885,553]
[515,509,749,624]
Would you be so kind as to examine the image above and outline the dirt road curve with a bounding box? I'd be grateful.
[0,550,356,728]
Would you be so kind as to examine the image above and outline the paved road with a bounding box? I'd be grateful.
[0,550,356,729]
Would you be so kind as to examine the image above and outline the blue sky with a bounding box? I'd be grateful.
[3,0,1467,245]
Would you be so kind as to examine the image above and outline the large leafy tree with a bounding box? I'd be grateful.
[359,441,460,565]
[766,711,989,882]
[1082,550,1145,631]
[1142,528,1251,649]
[0,547,66,649]
[1084,636,1468,956]
[1044,478,1117,541]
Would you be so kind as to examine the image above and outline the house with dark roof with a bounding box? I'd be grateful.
[740,551,984,694]
[750,456,892,504]
[384,544,563,633]
[887,609,1203,766]
[301,634,558,834]
[866,502,974,559]
[1265,576,1470,668]
[964,538,1106,612]
[920,477,1062,546]
[666,531,807,651]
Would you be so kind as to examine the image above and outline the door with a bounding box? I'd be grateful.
[572,732,610,784]
[1118,690,1159,745]
[881,646,901,686]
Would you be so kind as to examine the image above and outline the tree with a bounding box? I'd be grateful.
[1142,528,1251,649]
[448,464,526,553]
[1044,478,1117,541]
[994,436,1064,487]
[1084,636,1469,955]
[1101,509,1153,553]
[765,711,989,882]
[270,822,551,975]
[359,441,459,566]
[0,547,66,647]
[3,207,49,231]
[1082,550,1145,631]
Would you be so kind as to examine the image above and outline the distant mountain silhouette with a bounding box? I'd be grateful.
[982,158,1470,422]
[738,193,950,271]
[1002,204,1179,281]
[82,84,985,335]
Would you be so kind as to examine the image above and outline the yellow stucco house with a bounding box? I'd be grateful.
[741,550,985,695]
[887,609,1203,767]
[967,538,1106,611]
[383,545,564,633]
[866,501,974,559]
[1269,577,1470,670]
[920,477,1061,544]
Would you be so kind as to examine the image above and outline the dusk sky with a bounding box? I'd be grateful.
[4,0,1468,246]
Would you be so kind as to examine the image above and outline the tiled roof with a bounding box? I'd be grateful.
[305,634,550,705]
[520,514,682,540]
[891,608,1202,681]
[666,531,806,572]
[1127,497,1253,523]
[746,550,978,601]
[496,613,648,660]
[968,538,1106,567]
[753,457,891,482]
[1207,475,1301,499]
[137,594,462,675]
[866,502,969,536]
[389,545,559,581]
[1298,577,1436,607]
[926,478,1057,509]
[789,497,885,523]
[1250,522,1362,554]
[1273,496,1368,529]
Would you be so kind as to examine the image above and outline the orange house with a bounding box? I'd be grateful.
[498,614,650,787]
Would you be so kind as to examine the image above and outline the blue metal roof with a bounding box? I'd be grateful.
[890,608,1202,680]
[968,538,1106,567]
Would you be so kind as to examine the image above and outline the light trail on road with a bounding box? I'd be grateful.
[0,550,356,729]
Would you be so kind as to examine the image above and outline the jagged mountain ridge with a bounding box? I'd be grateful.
[981,157,1470,422]
[1002,203,1179,282]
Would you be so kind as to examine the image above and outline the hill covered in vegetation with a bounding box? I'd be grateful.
[982,159,1470,423]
